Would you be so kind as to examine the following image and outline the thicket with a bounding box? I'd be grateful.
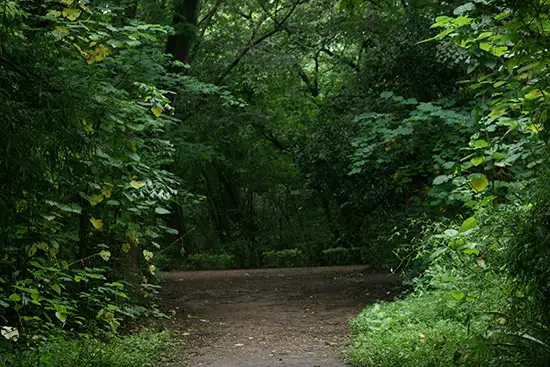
[346,0,550,365]
[1,0,549,365]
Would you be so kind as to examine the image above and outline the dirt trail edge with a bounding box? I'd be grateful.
[161,266,398,367]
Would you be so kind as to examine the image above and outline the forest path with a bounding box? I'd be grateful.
[161,266,398,367]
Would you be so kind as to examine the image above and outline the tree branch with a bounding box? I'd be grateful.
[294,63,318,97]
[198,0,221,26]
[320,48,360,73]
[215,0,304,84]
[190,0,222,63]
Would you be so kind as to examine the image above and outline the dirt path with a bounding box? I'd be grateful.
[161,266,398,367]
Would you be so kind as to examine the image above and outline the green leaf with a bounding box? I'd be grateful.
[99,250,111,261]
[90,217,104,230]
[490,46,507,57]
[451,291,465,300]
[491,106,508,120]
[55,311,67,323]
[471,156,485,166]
[122,243,131,253]
[51,284,62,295]
[42,214,57,221]
[88,194,104,206]
[9,294,21,302]
[444,229,459,237]
[86,46,110,65]
[47,201,82,214]
[472,139,489,148]
[128,152,141,162]
[433,175,450,185]
[460,217,478,232]
[479,42,492,52]
[27,245,37,257]
[106,200,120,206]
[470,175,489,192]
[151,106,163,117]
[1,326,19,341]
[155,207,170,215]
[463,248,480,255]
[143,250,154,261]
[453,2,475,15]
[525,90,543,100]
[62,7,81,21]
[380,91,394,99]
[47,10,62,17]
[130,180,146,189]
[492,153,508,160]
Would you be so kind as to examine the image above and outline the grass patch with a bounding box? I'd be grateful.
[346,293,504,367]
[2,331,171,367]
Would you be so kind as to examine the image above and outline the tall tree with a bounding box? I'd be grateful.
[166,0,201,66]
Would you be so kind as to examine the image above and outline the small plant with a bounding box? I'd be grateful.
[184,253,236,270]
[322,247,360,266]
[263,249,306,268]
[1,331,171,367]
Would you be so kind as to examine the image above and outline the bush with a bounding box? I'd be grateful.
[154,252,183,271]
[347,294,508,367]
[1,332,171,367]
[346,208,545,366]
[263,249,306,268]
[322,247,363,266]
[184,253,236,270]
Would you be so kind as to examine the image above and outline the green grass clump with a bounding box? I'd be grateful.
[185,253,237,270]
[263,248,306,268]
[4,331,171,367]
[345,215,529,367]
[347,294,502,367]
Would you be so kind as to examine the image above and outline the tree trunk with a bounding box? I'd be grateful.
[79,198,89,260]
[165,0,201,68]
[124,0,138,20]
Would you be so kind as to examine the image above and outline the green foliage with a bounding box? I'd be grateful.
[351,95,476,210]
[322,247,361,266]
[3,0,550,364]
[184,253,237,270]
[348,1,550,365]
[263,249,306,268]
[0,0,189,351]
[348,296,501,367]
[348,202,539,366]
[1,331,170,367]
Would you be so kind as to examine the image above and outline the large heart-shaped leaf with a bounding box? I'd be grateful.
[470,175,489,192]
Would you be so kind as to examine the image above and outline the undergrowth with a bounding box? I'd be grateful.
[347,203,550,366]
[1,331,171,367]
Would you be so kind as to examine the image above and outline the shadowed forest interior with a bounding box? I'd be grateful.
[1,0,550,366]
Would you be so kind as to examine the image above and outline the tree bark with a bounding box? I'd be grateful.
[166,0,201,68]
[124,0,138,19]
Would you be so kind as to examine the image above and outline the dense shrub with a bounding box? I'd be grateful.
[184,253,236,270]
[348,295,509,367]
[347,202,550,366]
[263,249,306,268]
[154,253,184,271]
